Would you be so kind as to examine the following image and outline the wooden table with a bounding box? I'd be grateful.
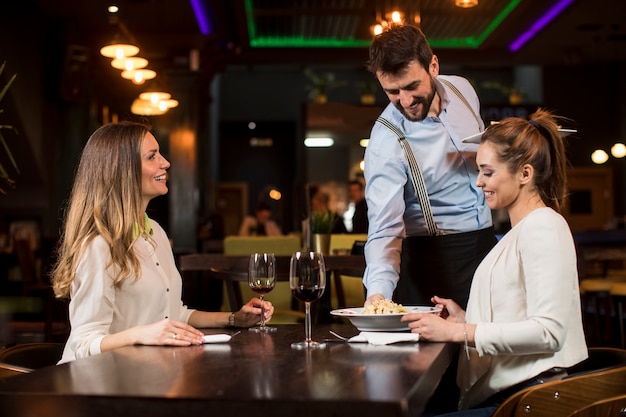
[0,324,456,417]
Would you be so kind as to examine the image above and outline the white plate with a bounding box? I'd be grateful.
[331,306,441,332]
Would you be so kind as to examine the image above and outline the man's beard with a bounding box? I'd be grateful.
[394,76,436,122]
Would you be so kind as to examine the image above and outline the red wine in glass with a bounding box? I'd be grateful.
[248,253,277,333]
[289,251,326,349]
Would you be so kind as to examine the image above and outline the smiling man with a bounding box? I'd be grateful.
[362,24,497,312]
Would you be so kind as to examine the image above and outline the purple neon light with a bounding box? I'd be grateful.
[189,0,211,35]
[509,0,574,52]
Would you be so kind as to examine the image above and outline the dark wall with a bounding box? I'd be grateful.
[219,121,297,233]
[543,63,626,216]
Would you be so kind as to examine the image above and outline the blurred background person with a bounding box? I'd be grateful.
[348,179,368,233]
[238,201,282,236]
[310,189,347,234]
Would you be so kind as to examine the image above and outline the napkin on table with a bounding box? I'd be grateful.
[349,332,419,345]
[202,334,232,344]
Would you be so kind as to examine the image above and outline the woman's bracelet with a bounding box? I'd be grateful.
[229,312,237,328]
[463,323,470,360]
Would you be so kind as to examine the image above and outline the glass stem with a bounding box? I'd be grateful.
[259,295,265,328]
[304,302,312,343]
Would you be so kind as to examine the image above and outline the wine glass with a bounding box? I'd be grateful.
[289,251,326,349]
[248,252,277,333]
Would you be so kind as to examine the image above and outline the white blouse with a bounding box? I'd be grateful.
[59,219,194,363]
[458,207,588,409]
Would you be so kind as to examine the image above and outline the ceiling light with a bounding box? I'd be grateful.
[455,0,478,8]
[591,150,609,165]
[121,69,156,85]
[371,24,384,36]
[139,91,171,104]
[111,57,148,71]
[385,10,404,23]
[100,32,140,59]
[268,189,282,200]
[161,99,179,109]
[304,137,334,147]
[611,143,626,158]
[158,99,179,111]
[130,98,168,116]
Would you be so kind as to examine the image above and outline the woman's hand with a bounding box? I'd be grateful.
[135,318,205,346]
[235,297,274,327]
[431,295,466,323]
[101,318,205,353]
[400,296,467,343]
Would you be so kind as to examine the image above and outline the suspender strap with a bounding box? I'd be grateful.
[376,116,440,236]
[438,78,481,129]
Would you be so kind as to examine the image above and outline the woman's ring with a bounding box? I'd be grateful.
[172,333,177,339]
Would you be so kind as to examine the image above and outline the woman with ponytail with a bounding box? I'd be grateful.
[402,109,588,416]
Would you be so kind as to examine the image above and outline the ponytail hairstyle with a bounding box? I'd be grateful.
[481,108,569,214]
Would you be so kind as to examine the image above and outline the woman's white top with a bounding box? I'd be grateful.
[459,207,587,409]
[59,219,194,363]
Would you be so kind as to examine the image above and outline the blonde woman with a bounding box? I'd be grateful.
[52,121,273,363]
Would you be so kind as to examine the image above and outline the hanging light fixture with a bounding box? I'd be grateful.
[455,0,478,8]
[158,99,179,111]
[591,149,609,164]
[370,2,420,36]
[611,143,626,158]
[139,90,171,104]
[121,69,156,85]
[100,32,140,59]
[111,56,149,71]
[131,98,168,116]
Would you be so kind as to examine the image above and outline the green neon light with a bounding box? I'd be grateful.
[473,0,522,46]
[244,0,521,49]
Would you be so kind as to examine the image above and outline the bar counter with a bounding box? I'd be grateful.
[0,324,456,417]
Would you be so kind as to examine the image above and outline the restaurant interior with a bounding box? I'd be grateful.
[1,1,626,413]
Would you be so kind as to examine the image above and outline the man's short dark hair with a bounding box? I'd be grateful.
[366,24,433,76]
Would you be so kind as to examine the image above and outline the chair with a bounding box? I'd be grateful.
[492,350,626,417]
[329,234,367,308]
[0,342,65,372]
[610,281,626,349]
[0,364,28,379]
[579,278,613,346]
[509,366,626,417]
[4,238,69,345]
[221,235,302,322]
[566,393,626,417]
[566,347,626,376]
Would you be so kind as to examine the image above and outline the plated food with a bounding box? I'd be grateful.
[331,303,441,332]
[362,299,408,314]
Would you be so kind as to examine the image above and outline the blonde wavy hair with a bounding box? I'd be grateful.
[52,121,152,299]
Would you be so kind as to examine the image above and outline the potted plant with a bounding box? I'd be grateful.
[355,80,378,105]
[304,68,346,104]
[309,210,339,254]
[481,81,524,105]
[0,62,19,194]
